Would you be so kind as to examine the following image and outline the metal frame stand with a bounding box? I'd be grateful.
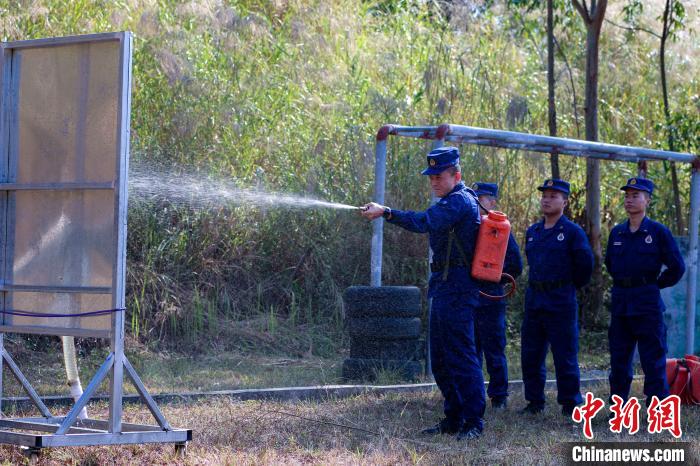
[0,335,191,456]
[0,32,191,457]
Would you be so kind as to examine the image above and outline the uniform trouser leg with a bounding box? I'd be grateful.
[521,310,548,406]
[608,316,637,401]
[546,311,583,406]
[636,313,670,403]
[475,302,508,400]
[431,293,485,431]
[429,301,459,429]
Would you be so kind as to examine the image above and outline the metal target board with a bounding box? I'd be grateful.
[0,33,190,458]
[0,33,128,338]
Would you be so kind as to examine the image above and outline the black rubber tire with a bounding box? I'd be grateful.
[347,317,421,340]
[350,338,422,360]
[341,358,423,381]
[344,286,421,318]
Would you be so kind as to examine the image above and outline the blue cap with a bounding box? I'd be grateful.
[421,146,460,175]
[537,178,570,195]
[472,182,498,198]
[621,177,654,195]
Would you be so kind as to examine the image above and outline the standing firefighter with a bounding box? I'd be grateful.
[361,146,485,440]
[472,182,523,409]
[521,179,593,416]
[605,177,685,404]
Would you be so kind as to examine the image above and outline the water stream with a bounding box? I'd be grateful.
[128,166,358,211]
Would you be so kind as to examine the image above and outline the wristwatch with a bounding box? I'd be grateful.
[382,207,392,220]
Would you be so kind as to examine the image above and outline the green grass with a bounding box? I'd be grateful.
[2,332,618,397]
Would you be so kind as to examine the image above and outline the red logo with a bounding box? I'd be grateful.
[609,395,641,435]
[572,392,605,439]
[647,395,682,438]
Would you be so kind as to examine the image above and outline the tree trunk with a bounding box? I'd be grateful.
[547,0,559,179]
[660,0,684,234]
[573,0,607,326]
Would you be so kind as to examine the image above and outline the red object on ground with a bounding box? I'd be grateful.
[685,355,700,404]
[472,211,510,283]
[666,355,700,405]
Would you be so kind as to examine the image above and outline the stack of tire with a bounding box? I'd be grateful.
[342,286,423,381]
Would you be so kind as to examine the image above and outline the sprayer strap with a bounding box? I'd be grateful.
[441,229,473,282]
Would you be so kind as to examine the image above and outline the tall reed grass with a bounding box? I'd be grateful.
[1,0,697,349]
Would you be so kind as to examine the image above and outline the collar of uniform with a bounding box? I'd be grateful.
[622,216,650,234]
[534,214,567,231]
[445,181,466,197]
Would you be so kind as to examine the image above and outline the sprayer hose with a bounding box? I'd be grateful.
[478,273,517,301]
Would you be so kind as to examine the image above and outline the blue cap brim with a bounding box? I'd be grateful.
[621,185,652,194]
[474,190,494,197]
[537,186,569,194]
[421,166,450,175]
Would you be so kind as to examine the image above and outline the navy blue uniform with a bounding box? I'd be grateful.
[522,215,593,408]
[605,216,685,403]
[387,181,484,431]
[475,233,522,402]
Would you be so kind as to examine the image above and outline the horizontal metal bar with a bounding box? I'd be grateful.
[382,124,698,163]
[0,430,41,447]
[75,419,165,433]
[0,284,112,294]
[2,32,125,50]
[0,419,103,434]
[42,429,191,447]
[0,325,111,339]
[0,182,114,191]
[0,428,191,448]
[5,417,166,433]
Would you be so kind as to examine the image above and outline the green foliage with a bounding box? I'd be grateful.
[0,0,697,349]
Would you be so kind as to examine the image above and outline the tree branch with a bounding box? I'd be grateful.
[553,36,582,139]
[591,0,608,27]
[604,18,662,39]
[571,0,591,23]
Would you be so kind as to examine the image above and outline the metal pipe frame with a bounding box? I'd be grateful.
[372,124,699,355]
[0,32,190,454]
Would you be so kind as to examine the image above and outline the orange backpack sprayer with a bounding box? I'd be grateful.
[441,196,517,301]
[471,209,517,300]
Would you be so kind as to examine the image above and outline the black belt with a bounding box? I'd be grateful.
[431,260,469,273]
[529,279,571,292]
[613,277,657,288]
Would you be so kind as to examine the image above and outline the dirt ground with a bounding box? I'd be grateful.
[0,380,697,465]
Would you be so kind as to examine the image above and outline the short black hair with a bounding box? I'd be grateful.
[445,164,461,175]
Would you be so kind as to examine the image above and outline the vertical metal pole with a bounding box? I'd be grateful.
[685,164,700,354]
[109,32,133,434]
[0,46,9,413]
[371,129,390,287]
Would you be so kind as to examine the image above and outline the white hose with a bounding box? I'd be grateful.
[62,336,88,420]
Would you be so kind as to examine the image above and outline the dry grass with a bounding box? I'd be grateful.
[0,381,698,465]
